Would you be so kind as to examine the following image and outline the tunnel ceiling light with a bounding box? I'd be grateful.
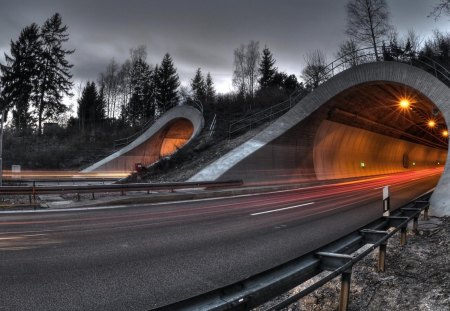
[428,120,436,128]
[443,130,449,137]
[399,99,410,109]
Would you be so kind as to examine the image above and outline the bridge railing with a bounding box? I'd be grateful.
[228,44,450,139]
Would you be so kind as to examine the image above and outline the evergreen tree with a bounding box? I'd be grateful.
[77,82,103,132]
[96,84,106,122]
[155,53,180,114]
[126,56,154,125]
[35,13,74,134]
[0,24,40,131]
[190,68,205,104]
[284,74,301,93]
[258,46,277,89]
[205,72,216,105]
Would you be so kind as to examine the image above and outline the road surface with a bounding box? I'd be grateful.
[0,168,442,310]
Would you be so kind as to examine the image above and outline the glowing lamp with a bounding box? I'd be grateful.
[399,99,410,109]
[428,120,436,128]
[443,130,449,137]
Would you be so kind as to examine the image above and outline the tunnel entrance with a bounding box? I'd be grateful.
[190,61,450,214]
[312,81,448,179]
[159,118,194,157]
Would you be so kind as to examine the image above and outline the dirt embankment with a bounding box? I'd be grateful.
[257,217,450,311]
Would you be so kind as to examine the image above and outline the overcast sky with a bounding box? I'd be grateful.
[0,0,449,98]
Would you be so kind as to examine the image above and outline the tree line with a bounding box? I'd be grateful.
[78,48,181,133]
[0,13,73,134]
[2,2,450,136]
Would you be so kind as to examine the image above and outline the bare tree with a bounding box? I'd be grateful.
[405,29,422,55]
[336,39,362,68]
[429,0,450,19]
[232,41,260,100]
[301,50,329,89]
[245,40,260,99]
[345,0,391,60]
[233,44,247,96]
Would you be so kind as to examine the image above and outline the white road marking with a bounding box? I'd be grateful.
[250,202,314,216]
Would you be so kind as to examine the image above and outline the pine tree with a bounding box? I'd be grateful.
[127,57,154,125]
[155,53,180,114]
[205,73,216,105]
[78,82,101,132]
[0,24,41,131]
[191,68,205,104]
[258,46,277,89]
[35,13,74,134]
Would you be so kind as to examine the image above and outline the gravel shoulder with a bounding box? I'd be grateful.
[257,216,450,311]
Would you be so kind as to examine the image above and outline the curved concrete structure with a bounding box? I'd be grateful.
[190,62,450,215]
[82,105,204,173]
[313,120,446,179]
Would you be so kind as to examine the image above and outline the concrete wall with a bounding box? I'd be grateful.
[189,62,450,215]
[82,105,204,173]
[314,120,446,179]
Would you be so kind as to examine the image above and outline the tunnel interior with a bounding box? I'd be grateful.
[219,81,448,183]
[96,117,195,172]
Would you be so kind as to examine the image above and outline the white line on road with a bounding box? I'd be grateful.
[250,202,314,216]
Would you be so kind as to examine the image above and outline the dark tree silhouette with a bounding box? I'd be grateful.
[0,23,41,131]
[429,0,450,19]
[258,46,277,89]
[77,81,105,132]
[204,72,215,106]
[35,13,74,134]
[191,68,206,104]
[155,53,180,114]
[346,0,391,60]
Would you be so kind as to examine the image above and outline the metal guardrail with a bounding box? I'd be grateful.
[227,44,450,139]
[0,180,243,204]
[155,192,431,311]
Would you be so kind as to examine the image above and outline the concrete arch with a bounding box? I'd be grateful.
[82,105,204,173]
[189,62,450,215]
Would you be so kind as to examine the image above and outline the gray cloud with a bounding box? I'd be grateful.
[0,0,449,93]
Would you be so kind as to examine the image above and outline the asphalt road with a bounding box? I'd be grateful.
[0,168,443,310]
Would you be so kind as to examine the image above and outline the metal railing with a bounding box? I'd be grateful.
[113,117,157,150]
[227,44,450,139]
[228,89,306,138]
[155,192,431,311]
[0,179,243,205]
[208,114,217,138]
[114,100,204,150]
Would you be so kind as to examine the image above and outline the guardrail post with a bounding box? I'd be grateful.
[339,271,352,311]
[316,252,354,311]
[413,216,419,234]
[360,229,389,273]
[378,244,387,272]
[400,227,407,246]
[92,192,95,200]
[424,206,429,221]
